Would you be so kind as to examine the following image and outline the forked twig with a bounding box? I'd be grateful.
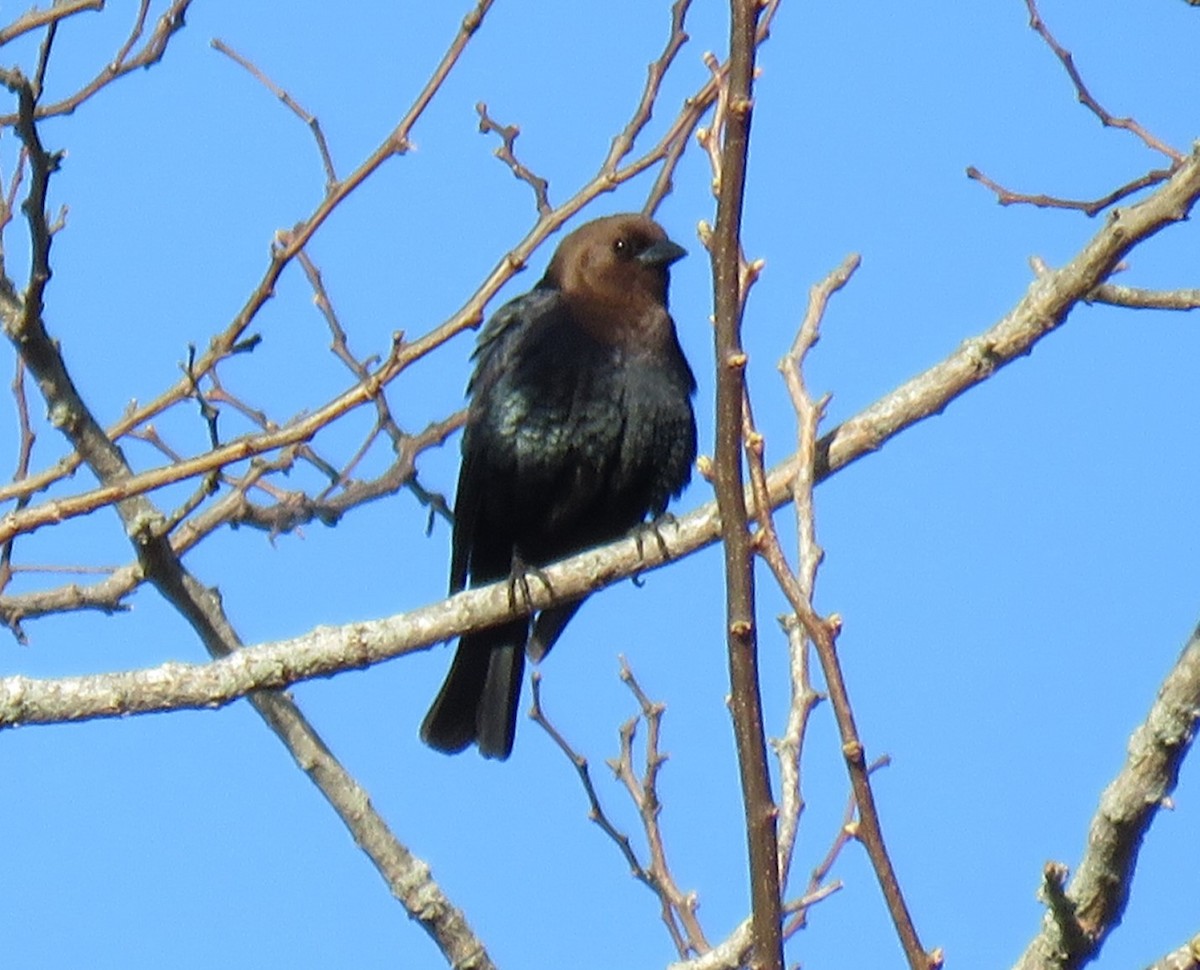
[968,0,1183,215]
[531,668,708,958]
[0,1,194,127]
[476,102,551,215]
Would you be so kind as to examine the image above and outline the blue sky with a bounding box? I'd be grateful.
[1,1,1197,967]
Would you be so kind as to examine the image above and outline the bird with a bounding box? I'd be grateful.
[420,213,698,760]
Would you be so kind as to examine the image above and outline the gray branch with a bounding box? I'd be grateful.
[1144,936,1200,970]
[1012,625,1200,970]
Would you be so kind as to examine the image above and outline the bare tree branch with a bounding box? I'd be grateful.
[968,0,1183,218]
[1144,936,1200,970]
[211,38,339,192]
[745,252,936,969]
[707,2,782,966]
[1013,623,1200,970]
[771,255,858,885]
[966,165,1173,217]
[1022,0,1184,163]
[476,102,551,216]
[1088,283,1200,311]
[0,1,194,127]
[0,0,102,48]
[531,665,710,959]
[604,0,692,173]
[610,659,711,957]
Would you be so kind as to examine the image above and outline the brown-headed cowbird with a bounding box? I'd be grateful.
[420,213,697,760]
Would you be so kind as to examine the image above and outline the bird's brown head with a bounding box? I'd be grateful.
[543,214,687,344]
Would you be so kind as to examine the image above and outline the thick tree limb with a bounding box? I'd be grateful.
[1145,936,1200,970]
[1012,624,1200,970]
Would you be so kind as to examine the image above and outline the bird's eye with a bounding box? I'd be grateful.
[612,238,629,257]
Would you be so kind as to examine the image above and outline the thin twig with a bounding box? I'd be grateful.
[0,355,36,637]
[528,672,676,941]
[611,658,710,956]
[211,39,339,192]
[0,146,25,246]
[476,103,551,215]
[771,256,859,887]
[966,0,1182,218]
[784,754,890,938]
[748,252,935,969]
[532,666,712,958]
[1023,0,1185,162]
[604,0,692,173]
[0,1,194,128]
[1087,283,1200,310]
[771,614,822,887]
[966,164,1172,216]
[290,252,425,503]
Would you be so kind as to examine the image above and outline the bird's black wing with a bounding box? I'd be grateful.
[426,288,564,758]
[470,286,559,375]
[449,287,562,594]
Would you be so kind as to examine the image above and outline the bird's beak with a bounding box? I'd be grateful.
[637,238,687,268]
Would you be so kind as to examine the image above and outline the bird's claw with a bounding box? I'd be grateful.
[507,552,553,613]
[631,512,677,562]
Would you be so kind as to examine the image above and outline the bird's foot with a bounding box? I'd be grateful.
[631,512,678,563]
[507,551,553,613]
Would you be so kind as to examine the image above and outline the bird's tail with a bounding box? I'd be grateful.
[526,598,586,663]
[420,620,528,760]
